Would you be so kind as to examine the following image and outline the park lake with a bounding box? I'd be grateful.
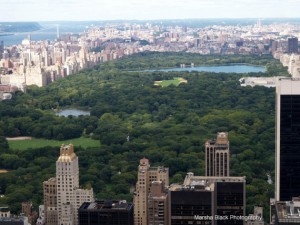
[144,64,266,73]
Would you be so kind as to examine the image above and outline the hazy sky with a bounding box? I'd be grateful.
[1,0,300,21]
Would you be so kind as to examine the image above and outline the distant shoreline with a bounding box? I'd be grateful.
[129,63,266,73]
[0,33,13,37]
[0,22,42,34]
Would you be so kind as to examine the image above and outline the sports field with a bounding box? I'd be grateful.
[154,77,188,87]
[8,137,100,150]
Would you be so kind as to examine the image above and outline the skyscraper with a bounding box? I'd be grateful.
[43,177,58,225]
[56,144,94,225]
[133,158,169,225]
[147,181,169,225]
[205,132,230,177]
[43,144,94,225]
[287,37,298,54]
[170,173,245,225]
[275,78,300,201]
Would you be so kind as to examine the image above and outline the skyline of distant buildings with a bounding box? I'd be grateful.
[0,20,299,95]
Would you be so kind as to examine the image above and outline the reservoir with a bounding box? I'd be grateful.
[144,64,266,73]
[56,109,90,117]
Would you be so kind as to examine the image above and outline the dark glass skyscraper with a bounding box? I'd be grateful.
[0,41,3,59]
[276,78,300,201]
[287,37,298,54]
[79,200,134,225]
[169,173,245,225]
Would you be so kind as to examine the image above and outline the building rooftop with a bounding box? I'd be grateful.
[205,132,229,146]
[47,177,56,182]
[79,200,133,211]
[170,173,245,191]
[148,166,168,172]
[57,144,76,162]
[276,198,300,222]
[0,216,27,222]
[0,207,9,212]
[216,132,228,144]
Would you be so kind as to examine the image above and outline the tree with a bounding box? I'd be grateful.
[0,136,9,151]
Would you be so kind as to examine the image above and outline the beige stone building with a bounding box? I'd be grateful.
[56,144,94,225]
[43,144,93,225]
[43,177,58,225]
[147,181,169,225]
[133,158,169,225]
[205,132,230,177]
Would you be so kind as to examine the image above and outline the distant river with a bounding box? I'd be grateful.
[143,64,266,73]
[0,22,87,46]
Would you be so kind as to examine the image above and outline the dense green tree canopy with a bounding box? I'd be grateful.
[0,52,286,220]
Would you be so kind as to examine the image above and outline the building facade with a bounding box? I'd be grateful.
[78,200,134,225]
[56,144,94,225]
[42,144,94,225]
[170,173,245,225]
[287,37,298,54]
[133,158,169,225]
[43,177,58,225]
[0,217,28,225]
[0,208,10,218]
[274,197,300,225]
[205,132,230,177]
[275,78,300,201]
[147,181,169,225]
[21,202,37,225]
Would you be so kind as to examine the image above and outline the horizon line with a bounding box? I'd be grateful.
[2,17,300,23]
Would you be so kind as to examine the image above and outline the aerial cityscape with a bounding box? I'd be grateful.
[1,19,299,93]
[1,1,300,225]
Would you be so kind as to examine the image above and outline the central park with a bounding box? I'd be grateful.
[0,52,290,220]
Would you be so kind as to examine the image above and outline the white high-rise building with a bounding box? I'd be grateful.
[56,144,94,225]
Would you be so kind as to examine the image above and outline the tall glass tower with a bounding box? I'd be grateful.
[276,78,300,201]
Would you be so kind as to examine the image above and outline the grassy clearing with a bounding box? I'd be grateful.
[8,137,100,150]
[154,77,188,87]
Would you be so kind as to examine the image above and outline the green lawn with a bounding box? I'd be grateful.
[8,137,100,150]
[154,77,188,87]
